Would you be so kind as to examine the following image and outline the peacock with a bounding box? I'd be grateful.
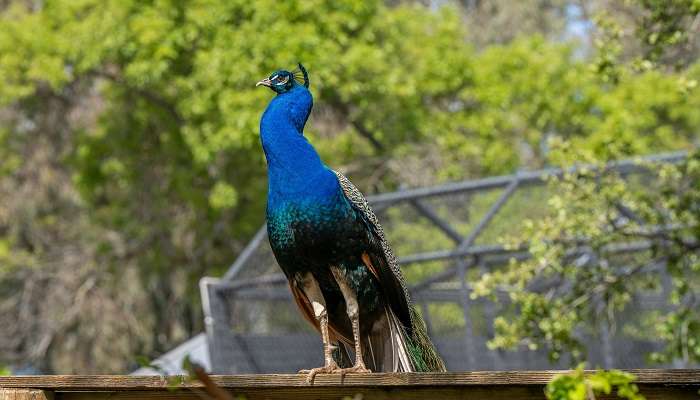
[256,64,446,382]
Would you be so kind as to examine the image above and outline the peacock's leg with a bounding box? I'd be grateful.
[297,272,339,383]
[330,266,372,377]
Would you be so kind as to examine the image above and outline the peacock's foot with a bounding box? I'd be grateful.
[333,362,371,380]
[299,361,339,384]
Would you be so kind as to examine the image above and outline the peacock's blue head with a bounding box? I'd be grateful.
[256,63,310,94]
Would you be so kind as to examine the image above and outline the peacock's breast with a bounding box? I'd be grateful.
[267,197,352,253]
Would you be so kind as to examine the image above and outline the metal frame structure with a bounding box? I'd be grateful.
[200,151,688,373]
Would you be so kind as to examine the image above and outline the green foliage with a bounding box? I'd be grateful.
[634,0,700,68]
[591,12,624,84]
[591,0,700,74]
[545,366,644,400]
[474,148,700,365]
[424,36,698,181]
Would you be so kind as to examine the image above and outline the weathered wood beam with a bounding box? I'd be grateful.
[1,371,698,398]
[0,370,698,387]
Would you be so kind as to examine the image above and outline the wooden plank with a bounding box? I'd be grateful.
[0,370,699,389]
[1,371,698,400]
[0,389,53,400]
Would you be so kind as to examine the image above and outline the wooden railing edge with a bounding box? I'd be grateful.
[0,369,699,389]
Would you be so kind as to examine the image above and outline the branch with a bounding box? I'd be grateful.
[191,363,235,400]
[350,119,385,152]
[327,96,385,152]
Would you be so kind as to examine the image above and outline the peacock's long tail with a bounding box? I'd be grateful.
[406,305,446,372]
[352,303,445,372]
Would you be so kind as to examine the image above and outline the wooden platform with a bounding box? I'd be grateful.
[1,370,699,399]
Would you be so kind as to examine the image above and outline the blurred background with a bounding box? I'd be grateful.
[0,0,698,375]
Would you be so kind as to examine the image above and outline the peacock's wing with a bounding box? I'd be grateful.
[333,170,447,372]
[332,170,413,330]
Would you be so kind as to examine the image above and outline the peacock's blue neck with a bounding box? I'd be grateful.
[260,85,338,209]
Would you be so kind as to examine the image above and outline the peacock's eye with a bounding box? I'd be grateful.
[277,75,289,84]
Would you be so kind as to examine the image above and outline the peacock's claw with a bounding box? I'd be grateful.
[299,361,339,384]
[333,363,371,380]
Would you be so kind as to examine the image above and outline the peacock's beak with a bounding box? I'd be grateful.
[256,78,272,88]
